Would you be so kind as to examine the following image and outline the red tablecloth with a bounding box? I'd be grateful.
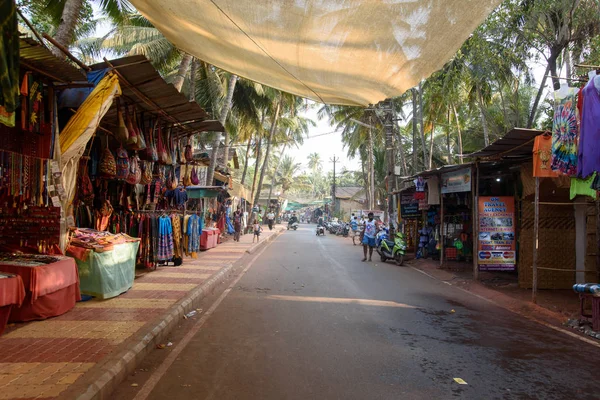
[0,273,26,307]
[0,256,79,303]
[0,256,80,322]
[0,274,25,335]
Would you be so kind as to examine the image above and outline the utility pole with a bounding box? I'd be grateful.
[330,155,339,216]
[380,99,395,229]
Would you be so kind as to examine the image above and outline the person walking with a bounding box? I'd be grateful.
[233,207,242,242]
[267,209,275,230]
[362,212,377,262]
[252,219,261,243]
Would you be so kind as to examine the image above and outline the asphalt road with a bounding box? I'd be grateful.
[115,224,600,400]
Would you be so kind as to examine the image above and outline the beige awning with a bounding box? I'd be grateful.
[130,0,501,105]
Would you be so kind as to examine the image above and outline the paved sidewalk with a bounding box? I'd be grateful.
[0,226,284,400]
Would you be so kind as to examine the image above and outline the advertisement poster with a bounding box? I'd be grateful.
[441,168,471,194]
[478,196,516,271]
[400,195,420,219]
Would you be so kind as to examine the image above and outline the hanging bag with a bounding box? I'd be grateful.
[164,127,173,165]
[191,166,199,185]
[140,161,153,185]
[183,164,192,186]
[157,123,169,164]
[133,112,147,151]
[169,128,177,166]
[116,98,129,144]
[145,118,159,162]
[125,105,139,149]
[99,140,117,178]
[126,154,141,185]
[185,136,193,163]
[116,146,130,180]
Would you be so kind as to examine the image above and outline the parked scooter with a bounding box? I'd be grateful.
[377,231,407,266]
[316,225,325,236]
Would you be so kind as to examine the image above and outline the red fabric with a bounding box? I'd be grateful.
[0,257,79,303]
[0,305,12,335]
[217,215,226,233]
[0,274,25,307]
[9,283,79,322]
[414,192,426,200]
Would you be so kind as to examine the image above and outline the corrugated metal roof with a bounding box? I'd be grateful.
[335,186,366,201]
[89,55,223,137]
[465,128,543,160]
[19,36,86,83]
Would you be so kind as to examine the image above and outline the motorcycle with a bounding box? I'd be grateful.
[376,231,407,266]
[316,225,325,236]
[341,223,350,237]
[288,222,299,231]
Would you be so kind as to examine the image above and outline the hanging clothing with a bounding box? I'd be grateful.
[570,173,597,200]
[0,1,19,128]
[533,135,560,178]
[577,77,600,178]
[157,215,174,261]
[187,214,201,255]
[171,214,182,259]
[550,88,579,176]
[414,176,425,192]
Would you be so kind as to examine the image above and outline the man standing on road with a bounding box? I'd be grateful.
[362,212,377,262]
[267,209,275,230]
[233,207,242,242]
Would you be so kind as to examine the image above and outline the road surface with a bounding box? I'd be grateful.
[114,224,600,400]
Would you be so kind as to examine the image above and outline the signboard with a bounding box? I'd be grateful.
[441,168,471,194]
[359,210,385,221]
[477,196,516,271]
[400,195,420,219]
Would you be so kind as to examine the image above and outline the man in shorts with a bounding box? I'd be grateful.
[362,212,377,262]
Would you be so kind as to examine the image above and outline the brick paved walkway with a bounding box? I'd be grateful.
[0,227,282,400]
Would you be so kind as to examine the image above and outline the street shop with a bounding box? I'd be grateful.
[0,9,90,332]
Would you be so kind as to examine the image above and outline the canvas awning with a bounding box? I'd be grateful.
[129,0,502,106]
[89,56,224,137]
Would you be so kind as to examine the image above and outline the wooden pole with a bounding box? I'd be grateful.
[532,177,540,303]
[440,191,444,268]
[42,33,91,71]
[473,163,479,281]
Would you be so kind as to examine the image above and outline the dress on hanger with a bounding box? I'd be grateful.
[577,77,600,178]
[550,87,579,176]
[157,215,174,261]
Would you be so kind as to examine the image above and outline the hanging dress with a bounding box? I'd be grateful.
[187,214,201,256]
[550,87,579,176]
[577,77,600,178]
[157,215,174,261]
[171,213,182,259]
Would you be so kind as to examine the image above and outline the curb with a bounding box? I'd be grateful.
[246,227,285,254]
[68,261,237,400]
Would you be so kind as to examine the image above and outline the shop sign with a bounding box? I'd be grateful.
[441,168,471,193]
[360,210,385,221]
[400,195,420,219]
[477,196,516,271]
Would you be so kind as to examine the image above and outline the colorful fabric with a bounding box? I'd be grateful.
[577,77,600,178]
[533,135,560,178]
[550,88,579,176]
[171,214,182,258]
[570,173,597,200]
[187,214,201,253]
[0,0,19,128]
[157,216,174,261]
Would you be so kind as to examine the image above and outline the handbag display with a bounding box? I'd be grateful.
[125,105,139,149]
[99,144,117,178]
[126,154,141,185]
[182,164,192,186]
[191,166,199,185]
[132,112,147,151]
[140,161,153,185]
[184,136,193,163]
[157,123,169,165]
[116,98,129,144]
[116,146,130,181]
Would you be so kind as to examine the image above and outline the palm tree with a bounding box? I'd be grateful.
[307,152,323,173]
[277,156,303,194]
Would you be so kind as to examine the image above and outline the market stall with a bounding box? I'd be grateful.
[0,254,80,322]
[67,228,140,299]
[0,273,25,335]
